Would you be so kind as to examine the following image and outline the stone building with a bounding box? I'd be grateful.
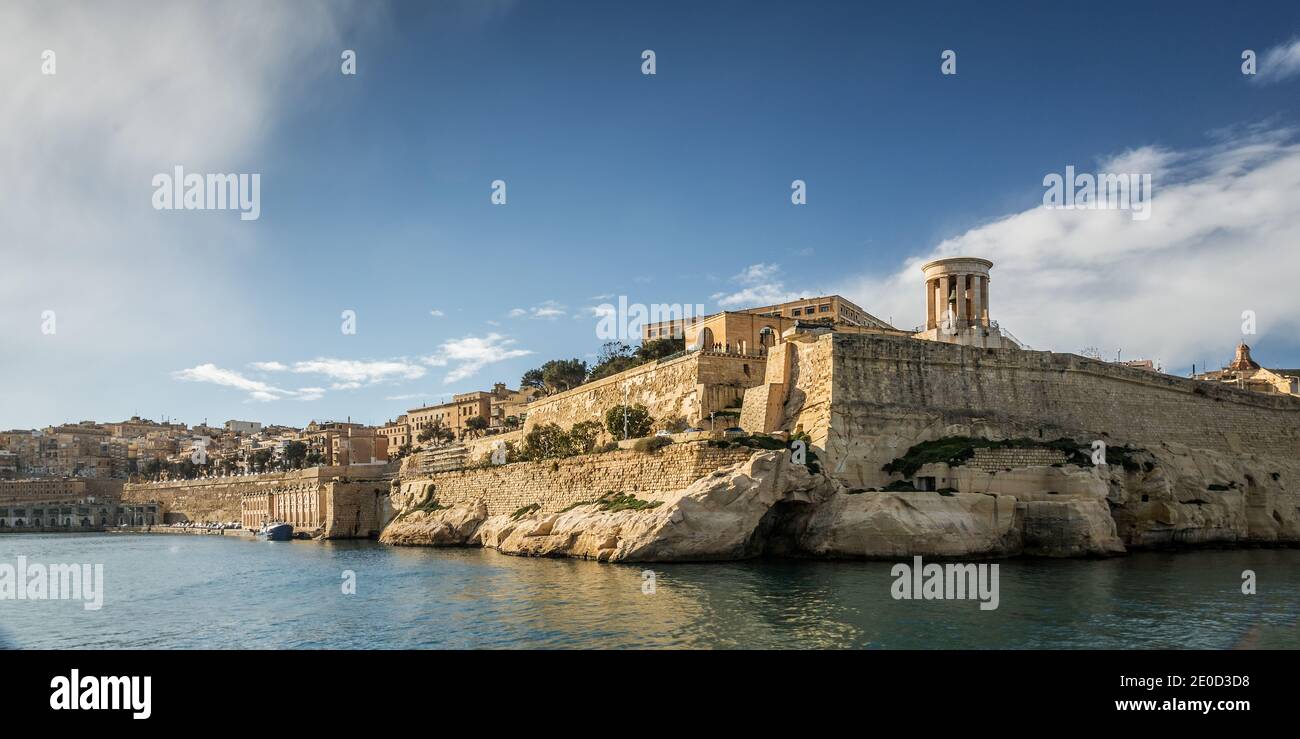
[330,426,389,466]
[1194,342,1299,397]
[643,294,890,342]
[911,257,1020,350]
[406,384,532,443]
[241,486,323,530]
[378,415,411,454]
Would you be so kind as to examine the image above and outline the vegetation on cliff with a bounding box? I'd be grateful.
[882,436,1146,478]
[558,490,664,514]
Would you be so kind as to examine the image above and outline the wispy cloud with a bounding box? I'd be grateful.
[423,333,532,383]
[838,124,1300,369]
[280,358,426,385]
[173,364,301,403]
[508,300,566,319]
[429,309,445,317]
[711,262,805,308]
[1253,36,1300,85]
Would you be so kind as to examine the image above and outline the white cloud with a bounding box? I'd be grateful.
[183,357,425,401]
[422,333,533,384]
[173,364,301,403]
[285,358,426,385]
[1254,37,1300,85]
[508,300,566,319]
[429,309,445,317]
[712,262,805,308]
[838,125,1300,370]
[0,1,365,424]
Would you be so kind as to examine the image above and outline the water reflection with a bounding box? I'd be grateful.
[0,534,1297,649]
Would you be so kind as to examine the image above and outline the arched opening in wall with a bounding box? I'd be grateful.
[701,327,715,352]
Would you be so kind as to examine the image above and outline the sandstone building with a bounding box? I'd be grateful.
[1194,342,1299,397]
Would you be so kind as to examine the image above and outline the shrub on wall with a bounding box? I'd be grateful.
[604,404,654,440]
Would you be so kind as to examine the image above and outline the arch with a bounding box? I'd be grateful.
[700,327,715,352]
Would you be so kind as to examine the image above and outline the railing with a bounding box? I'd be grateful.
[990,321,1029,349]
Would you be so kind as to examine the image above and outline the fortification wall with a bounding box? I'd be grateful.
[521,352,763,433]
[123,465,392,523]
[821,333,1300,487]
[323,481,393,539]
[394,442,754,517]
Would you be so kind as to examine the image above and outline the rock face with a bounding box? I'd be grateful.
[380,443,1298,562]
[379,500,488,547]
[1103,443,1300,548]
[1020,499,1126,557]
[479,451,836,562]
[799,491,1022,559]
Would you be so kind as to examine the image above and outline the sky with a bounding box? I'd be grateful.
[3,0,1300,430]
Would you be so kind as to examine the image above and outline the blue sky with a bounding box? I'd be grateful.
[4,0,1300,429]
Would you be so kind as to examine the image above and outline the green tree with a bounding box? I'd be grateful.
[465,416,489,438]
[520,368,545,392]
[542,358,589,394]
[588,341,639,381]
[637,336,685,362]
[569,420,603,453]
[520,423,577,460]
[418,419,454,445]
[283,441,308,469]
[252,448,273,473]
[521,358,589,395]
[604,404,653,440]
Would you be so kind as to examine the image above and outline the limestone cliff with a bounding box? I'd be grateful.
[379,439,1298,561]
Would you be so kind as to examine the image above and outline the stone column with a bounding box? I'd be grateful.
[955,274,968,325]
[938,275,951,329]
[926,279,936,329]
[981,276,990,326]
[971,275,983,329]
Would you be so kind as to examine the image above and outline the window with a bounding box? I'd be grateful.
[792,308,801,316]
[820,304,829,312]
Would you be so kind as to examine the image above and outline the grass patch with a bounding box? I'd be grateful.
[510,503,541,521]
[597,491,663,512]
[556,491,660,512]
[881,436,1145,478]
[633,436,672,452]
[395,485,450,521]
[881,479,917,492]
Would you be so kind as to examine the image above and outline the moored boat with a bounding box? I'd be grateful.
[261,522,293,541]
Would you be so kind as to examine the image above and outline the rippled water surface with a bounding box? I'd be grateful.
[1,533,1297,649]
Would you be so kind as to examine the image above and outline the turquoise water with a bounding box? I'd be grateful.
[1,533,1297,649]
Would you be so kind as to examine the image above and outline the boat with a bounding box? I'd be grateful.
[261,522,293,541]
